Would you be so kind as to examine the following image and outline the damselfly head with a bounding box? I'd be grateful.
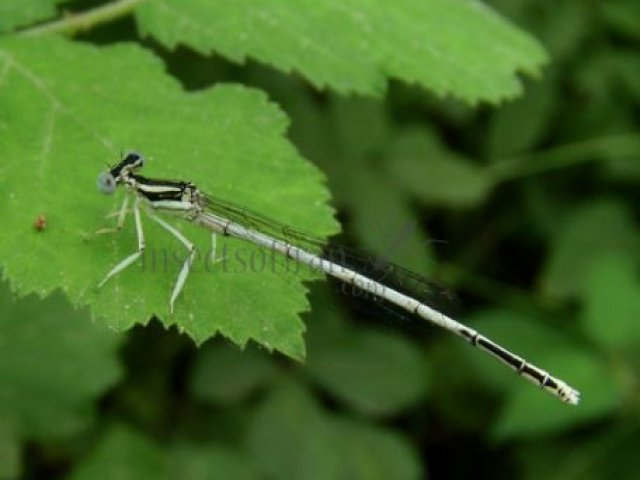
[97,151,146,194]
[97,171,117,194]
[113,151,145,174]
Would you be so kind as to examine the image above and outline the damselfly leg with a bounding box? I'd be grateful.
[95,195,130,235]
[96,195,225,312]
[145,211,197,313]
[98,195,145,288]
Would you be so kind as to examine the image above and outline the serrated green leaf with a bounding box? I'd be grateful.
[540,199,640,301]
[582,254,640,349]
[68,426,166,480]
[0,37,338,360]
[136,0,548,103]
[389,128,491,207]
[307,328,429,416]
[0,0,68,33]
[0,280,122,441]
[190,343,278,405]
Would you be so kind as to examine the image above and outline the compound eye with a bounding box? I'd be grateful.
[124,151,145,168]
[97,171,117,194]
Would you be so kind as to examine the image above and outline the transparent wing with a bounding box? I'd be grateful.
[202,194,328,253]
[202,193,452,311]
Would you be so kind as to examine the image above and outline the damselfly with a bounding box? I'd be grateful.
[96,152,580,405]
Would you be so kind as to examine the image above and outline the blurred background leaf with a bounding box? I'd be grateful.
[540,200,640,301]
[246,381,422,480]
[0,0,639,478]
[0,281,122,477]
[0,285,122,438]
[583,254,640,350]
[306,305,429,416]
[68,426,166,480]
[190,344,279,406]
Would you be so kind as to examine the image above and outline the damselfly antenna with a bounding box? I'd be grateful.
[95,152,580,405]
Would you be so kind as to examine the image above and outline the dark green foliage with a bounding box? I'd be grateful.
[0,0,639,478]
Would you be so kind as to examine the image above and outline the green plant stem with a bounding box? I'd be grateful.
[19,0,147,37]
[488,133,640,184]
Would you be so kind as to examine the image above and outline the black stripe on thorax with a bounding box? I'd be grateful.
[131,174,193,202]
